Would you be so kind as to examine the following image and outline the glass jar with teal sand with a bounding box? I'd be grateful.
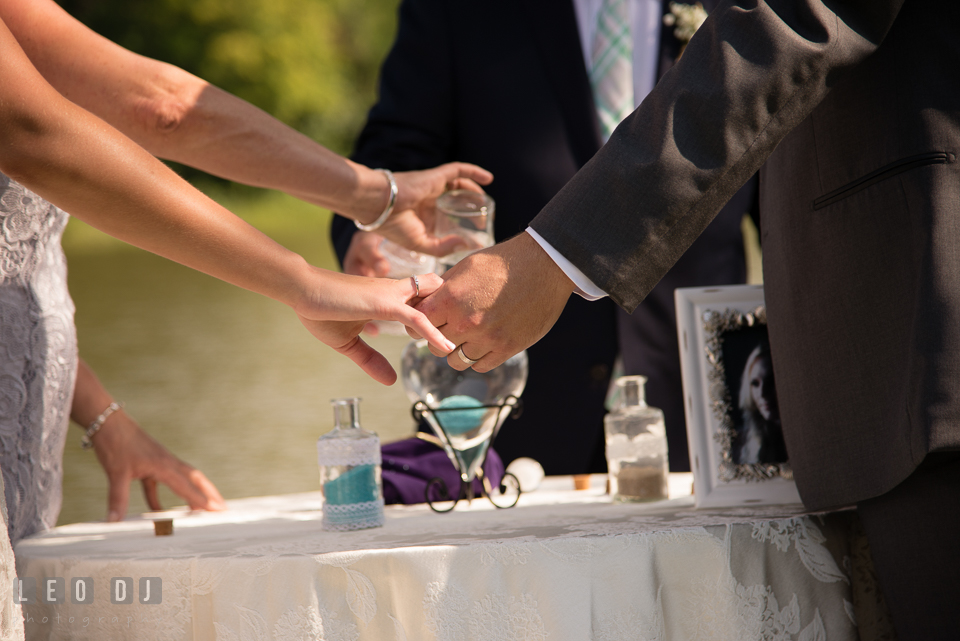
[317,398,384,531]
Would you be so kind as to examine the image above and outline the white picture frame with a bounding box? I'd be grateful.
[675,284,802,508]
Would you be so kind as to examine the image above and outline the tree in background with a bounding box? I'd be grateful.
[57,0,401,185]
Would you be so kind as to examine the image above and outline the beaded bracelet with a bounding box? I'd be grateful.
[80,401,124,450]
[354,169,398,232]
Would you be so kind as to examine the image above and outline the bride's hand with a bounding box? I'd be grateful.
[296,271,455,385]
[375,163,493,257]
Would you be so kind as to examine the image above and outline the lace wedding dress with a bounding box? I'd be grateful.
[0,172,77,547]
[0,473,24,640]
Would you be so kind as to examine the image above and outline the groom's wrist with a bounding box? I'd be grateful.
[524,228,608,300]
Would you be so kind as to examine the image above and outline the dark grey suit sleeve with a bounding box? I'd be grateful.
[330,0,455,267]
[530,0,904,311]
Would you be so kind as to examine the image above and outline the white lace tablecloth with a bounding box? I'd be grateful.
[14,475,884,641]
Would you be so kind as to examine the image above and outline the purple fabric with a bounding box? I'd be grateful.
[381,438,504,505]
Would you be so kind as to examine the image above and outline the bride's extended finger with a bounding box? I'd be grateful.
[427,333,453,357]
[335,335,398,386]
[396,307,455,355]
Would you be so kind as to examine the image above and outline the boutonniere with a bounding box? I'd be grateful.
[663,2,708,58]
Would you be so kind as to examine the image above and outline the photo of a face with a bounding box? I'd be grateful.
[679,288,800,503]
[721,326,788,466]
[745,346,777,423]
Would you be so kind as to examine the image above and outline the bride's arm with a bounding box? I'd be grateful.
[0,18,455,383]
[0,0,491,254]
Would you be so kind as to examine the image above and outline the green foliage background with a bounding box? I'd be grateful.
[57,0,401,176]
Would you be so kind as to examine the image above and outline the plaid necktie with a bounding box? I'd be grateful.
[590,0,633,142]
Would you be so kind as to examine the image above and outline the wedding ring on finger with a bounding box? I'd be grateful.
[456,345,479,366]
[412,275,420,298]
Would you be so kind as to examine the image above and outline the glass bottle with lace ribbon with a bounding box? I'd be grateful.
[317,398,384,530]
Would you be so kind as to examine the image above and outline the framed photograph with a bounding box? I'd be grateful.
[675,284,802,508]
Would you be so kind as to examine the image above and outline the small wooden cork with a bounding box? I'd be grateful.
[153,519,173,536]
[573,474,592,491]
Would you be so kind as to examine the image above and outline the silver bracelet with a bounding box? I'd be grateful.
[354,168,398,232]
[80,401,124,450]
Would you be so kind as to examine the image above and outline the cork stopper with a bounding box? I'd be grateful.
[153,519,173,536]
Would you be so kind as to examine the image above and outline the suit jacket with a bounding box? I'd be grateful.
[532,0,960,509]
[331,0,753,474]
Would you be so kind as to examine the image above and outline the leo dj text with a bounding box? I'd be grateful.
[12,577,162,605]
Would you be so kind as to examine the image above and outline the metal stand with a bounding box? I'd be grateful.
[411,396,523,512]
[424,469,522,512]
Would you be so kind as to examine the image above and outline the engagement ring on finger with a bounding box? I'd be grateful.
[456,345,479,366]
[412,275,420,297]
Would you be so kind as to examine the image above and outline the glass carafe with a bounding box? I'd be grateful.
[604,376,669,502]
[317,398,384,530]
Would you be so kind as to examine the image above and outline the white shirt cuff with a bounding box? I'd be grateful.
[525,227,608,301]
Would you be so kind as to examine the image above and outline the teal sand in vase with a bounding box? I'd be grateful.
[436,395,490,479]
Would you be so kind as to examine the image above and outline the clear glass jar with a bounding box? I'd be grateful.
[604,376,669,502]
[317,398,384,530]
[434,190,495,274]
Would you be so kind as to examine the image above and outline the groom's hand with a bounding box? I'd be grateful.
[413,233,575,371]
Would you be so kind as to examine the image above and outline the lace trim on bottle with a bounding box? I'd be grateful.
[322,499,386,531]
[316,437,381,467]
